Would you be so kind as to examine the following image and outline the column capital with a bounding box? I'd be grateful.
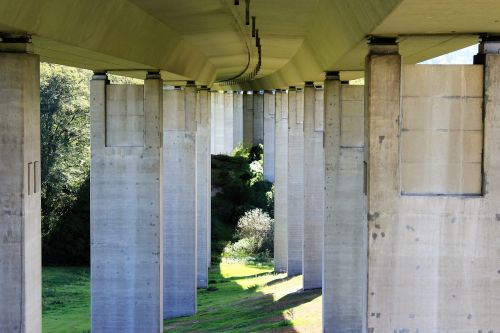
[146,71,161,80]
[304,81,314,87]
[92,72,109,82]
[325,71,340,80]
[0,33,32,53]
[367,36,399,55]
[478,35,500,54]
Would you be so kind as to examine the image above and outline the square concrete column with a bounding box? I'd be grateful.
[223,91,234,154]
[274,90,288,273]
[91,73,163,332]
[302,83,324,290]
[0,43,41,333]
[286,88,304,276]
[210,91,216,154]
[212,91,225,154]
[233,91,244,147]
[323,73,367,333]
[163,83,197,319]
[196,87,211,289]
[253,91,264,145]
[263,90,276,182]
[243,92,254,147]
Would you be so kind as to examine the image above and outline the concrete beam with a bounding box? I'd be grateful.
[0,46,41,333]
[302,83,324,290]
[163,84,197,319]
[90,73,163,332]
[263,90,276,182]
[286,88,304,276]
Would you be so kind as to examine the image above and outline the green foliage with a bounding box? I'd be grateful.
[211,145,274,263]
[223,209,274,260]
[40,63,92,265]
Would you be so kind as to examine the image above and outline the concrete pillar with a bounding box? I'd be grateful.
[302,83,324,290]
[243,92,254,147]
[233,91,244,148]
[196,87,211,289]
[163,83,197,319]
[253,91,264,145]
[286,88,304,276]
[274,90,288,273]
[210,91,216,154]
[212,91,224,154]
[91,72,163,332]
[223,92,234,154]
[0,43,41,333]
[323,73,367,333]
[263,91,276,182]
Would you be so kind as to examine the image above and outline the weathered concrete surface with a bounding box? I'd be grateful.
[163,85,197,319]
[401,65,483,195]
[323,78,367,333]
[253,92,264,145]
[212,91,225,154]
[366,43,500,332]
[223,92,234,154]
[233,92,244,147]
[263,91,276,182]
[196,88,211,289]
[286,88,304,276]
[302,85,324,290]
[243,92,254,147]
[91,76,163,332]
[274,90,288,273]
[0,51,41,333]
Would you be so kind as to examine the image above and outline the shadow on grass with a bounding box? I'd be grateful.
[163,264,315,333]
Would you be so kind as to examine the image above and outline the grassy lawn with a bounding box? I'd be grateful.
[42,263,321,332]
[42,267,90,333]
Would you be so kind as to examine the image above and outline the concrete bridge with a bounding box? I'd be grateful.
[0,0,499,332]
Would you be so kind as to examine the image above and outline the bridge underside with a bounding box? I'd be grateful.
[1,1,500,332]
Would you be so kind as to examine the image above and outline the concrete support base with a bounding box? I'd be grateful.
[323,75,367,333]
[0,47,41,333]
[302,84,324,290]
[196,88,211,289]
[274,90,288,273]
[286,88,304,276]
[263,91,276,182]
[163,84,197,319]
[90,73,163,332]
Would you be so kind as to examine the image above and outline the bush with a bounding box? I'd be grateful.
[223,208,274,261]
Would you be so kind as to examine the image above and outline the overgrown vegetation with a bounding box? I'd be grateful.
[211,144,274,263]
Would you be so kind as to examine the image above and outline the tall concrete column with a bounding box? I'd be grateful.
[212,91,225,154]
[210,91,216,154]
[91,72,163,332]
[286,88,304,276]
[196,87,211,289]
[323,73,367,333]
[302,83,324,290]
[253,91,264,145]
[243,92,254,147]
[233,91,244,147]
[274,90,288,273]
[163,83,197,319]
[0,42,41,333]
[223,91,234,154]
[263,90,276,182]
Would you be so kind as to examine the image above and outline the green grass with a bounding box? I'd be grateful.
[42,267,90,333]
[164,262,322,333]
[42,263,322,333]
